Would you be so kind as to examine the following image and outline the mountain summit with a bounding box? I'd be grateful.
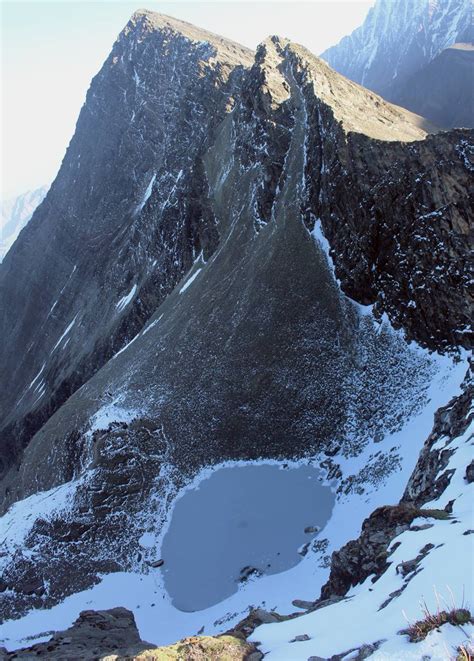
[0,12,253,482]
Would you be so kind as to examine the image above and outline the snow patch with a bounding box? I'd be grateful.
[116,284,137,312]
[113,334,139,359]
[52,314,78,352]
[27,364,45,391]
[136,173,156,215]
[142,313,163,335]
[89,402,142,433]
[179,268,201,294]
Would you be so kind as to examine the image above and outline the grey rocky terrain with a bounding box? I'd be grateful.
[0,10,253,483]
[2,607,261,659]
[0,7,473,656]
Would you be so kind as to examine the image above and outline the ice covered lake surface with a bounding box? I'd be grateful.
[161,463,335,611]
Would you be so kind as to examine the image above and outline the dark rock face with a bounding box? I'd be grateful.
[0,13,472,624]
[0,11,253,481]
[3,607,151,659]
[288,46,473,351]
[319,503,423,599]
[394,44,474,129]
[321,0,472,102]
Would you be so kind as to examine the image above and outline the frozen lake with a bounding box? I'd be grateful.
[161,463,335,612]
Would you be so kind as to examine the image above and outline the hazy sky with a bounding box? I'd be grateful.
[1,0,374,199]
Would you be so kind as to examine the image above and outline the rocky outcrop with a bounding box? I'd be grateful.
[319,503,441,599]
[403,373,473,504]
[143,634,262,661]
[3,607,152,659]
[3,607,261,660]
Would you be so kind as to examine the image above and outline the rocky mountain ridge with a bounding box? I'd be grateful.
[0,10,253,482]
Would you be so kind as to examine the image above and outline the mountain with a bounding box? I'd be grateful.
[0,9,472,659]
[321,0,472,103]
[0,186,48,261]
[395,43,474,128]
[0,11,253,482]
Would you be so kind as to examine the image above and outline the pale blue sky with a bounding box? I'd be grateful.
[1,0,374,198]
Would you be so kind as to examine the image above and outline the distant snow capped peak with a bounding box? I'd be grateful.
[321,0,472,100]
[1,185,49,261]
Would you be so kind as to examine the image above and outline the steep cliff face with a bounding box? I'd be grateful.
[0,21,472,630]
[289,47,473,350]
[0,11,253,480]
[321,0,472,103]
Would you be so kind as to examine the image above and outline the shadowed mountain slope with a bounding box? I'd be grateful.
[0,10,253,480]
[395,43,474,129]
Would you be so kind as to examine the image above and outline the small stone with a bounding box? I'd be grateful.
[465,460,474,483]
[149,559,164,568]
[396,559,418,576]
[409,523,433,531]
[238,566,262,583]
[292,599,315,610]
[290,634,310,642]
[444,499,455,513]
[298,542,310,557]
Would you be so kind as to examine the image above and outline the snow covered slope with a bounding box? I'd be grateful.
[0,239,469,654]
[321,0,472,102]
[0,186,48,261]
[249,382,473,660]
